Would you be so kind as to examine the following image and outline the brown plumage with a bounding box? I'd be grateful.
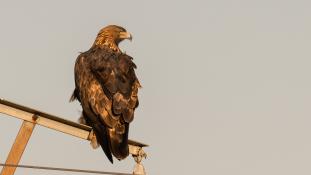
[70,25,140,163]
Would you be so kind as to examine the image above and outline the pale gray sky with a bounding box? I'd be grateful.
[1,0,311,174]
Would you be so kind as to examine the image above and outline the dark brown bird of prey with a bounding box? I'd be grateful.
[70,25,141,163]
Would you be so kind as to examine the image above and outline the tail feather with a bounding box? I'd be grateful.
[82,112,113,163]
[81,111,130,162]
[108,123,129,160]
[93,124,114,163]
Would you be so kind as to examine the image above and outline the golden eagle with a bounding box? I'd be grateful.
[70,25,141,163]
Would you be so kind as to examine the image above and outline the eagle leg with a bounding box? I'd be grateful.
[78,114,87,125]
[89,130,100,149]
[79,113,100,149]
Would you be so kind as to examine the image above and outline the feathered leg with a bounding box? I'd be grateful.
[78,113,100,149]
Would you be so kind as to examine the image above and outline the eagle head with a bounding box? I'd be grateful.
[93,25,132,51]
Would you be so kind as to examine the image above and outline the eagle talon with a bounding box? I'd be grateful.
[89,130,99,149]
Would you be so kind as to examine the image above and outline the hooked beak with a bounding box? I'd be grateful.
[119,31,132,41]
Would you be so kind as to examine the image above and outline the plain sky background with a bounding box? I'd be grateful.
[0,0,311,174]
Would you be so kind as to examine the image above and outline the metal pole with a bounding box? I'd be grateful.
[0,120,36,175]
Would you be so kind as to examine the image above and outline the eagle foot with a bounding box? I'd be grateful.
[89,130,100,149]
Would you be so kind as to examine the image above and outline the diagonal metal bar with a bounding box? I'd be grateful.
[0,121,36,175]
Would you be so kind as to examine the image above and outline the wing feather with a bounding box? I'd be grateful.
[89,49,140,124]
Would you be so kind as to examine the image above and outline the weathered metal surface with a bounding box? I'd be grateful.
[0,98,148,156]
[0,101,90,140]
[0,98,91,131]
[0,98,147,175]
[0,121,36,175]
